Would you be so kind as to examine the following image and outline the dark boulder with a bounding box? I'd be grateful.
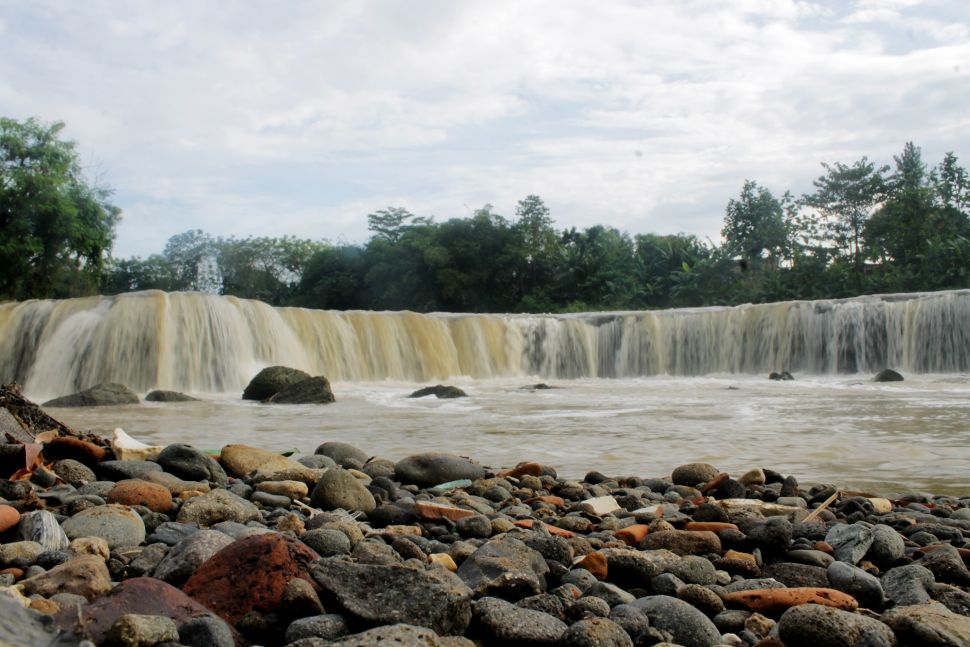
[43,383,139,407]
[769,371,794,381]
[873,368,904,382]
[408,385,467,399]
[144,390,199,402]
[263,376,335,404]
[241,366,310,401]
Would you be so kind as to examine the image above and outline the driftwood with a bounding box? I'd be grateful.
[0,383,77,441]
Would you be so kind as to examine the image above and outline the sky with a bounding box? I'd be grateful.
[1,0,968,258]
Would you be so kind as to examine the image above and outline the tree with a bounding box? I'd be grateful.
[721,180,787,268]
[162,230,221,292]
[802,157,888,277]
[0,117,120,299]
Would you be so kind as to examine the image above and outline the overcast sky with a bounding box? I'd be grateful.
[2,1,968,258]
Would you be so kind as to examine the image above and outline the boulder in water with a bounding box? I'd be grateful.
[408,384,467,399]
[241,366,310,401]
[873,369,904,382]
[145,390,199,402]
[43,383,139,407]
[769,371,794,381]
[263,376,335,404]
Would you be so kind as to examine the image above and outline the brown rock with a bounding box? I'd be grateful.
[107,479,173,513]
[499,462,544,478]
[574,552,608,580]
[639,530,721,556]
[42,436,107,466]
[512,518,575,538]
[528,495,566,508]
[218,444,308,479]
[685,521,738,533]
[53,577,236,645]
[182,531,320,625]
[20,555,111,600]
[0,504,20,532]
[722,587,859,613]
[415,501,477,522]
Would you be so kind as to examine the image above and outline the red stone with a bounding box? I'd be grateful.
[183,532,320,625]
[615,524,649,546]
[528,495,565,508]
[700,472,730,494]
[574,552,608,580]
[107,479,173,513]
[52,577,237,645]
[0,504,20,532]
[685,521,738,533]
[512,518,575,538]
[722,587,859,612]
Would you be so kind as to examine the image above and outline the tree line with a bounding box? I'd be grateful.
[3,117,969,312]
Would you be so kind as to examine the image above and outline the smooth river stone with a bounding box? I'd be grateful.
[152,529,235,585]
[310,468,376,514]
[394,452,486,487]
[631,595,722,647]
[176,489,261,527]
[62,505,146,549]
[219,444,310,479]
[17,510,69,552]
[778,604,895,647]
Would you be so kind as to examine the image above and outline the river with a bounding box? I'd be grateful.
[45,373,970,496]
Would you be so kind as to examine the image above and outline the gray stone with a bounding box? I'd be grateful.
[153,529,235,585]
[827,561,887,610]
[0,591,78,646]
[43,382,139,407]
[569,596,611,620]
[284,614,350,643]
[667,555,717,585]
[209,520,272,540]
[456,537,549,599]
[456,514,492,539]
[53,459,97,487]
[395,452,486,487]
[786,548,835,568]
[587,581,637,607]
[608,604,650,639]
[868,523,905,565]
[156,444,228,485]
[601,547,679,590]
[777,604,895,647]
[919,544,970,586]
[314,441,369,469]
[96,459,162,481]
[145,389,199,402]
[311,559,472,635]
[677,584,725,617]
[147,521,200,546]
[326,623,465,646]
[631,595,722,647]
[931,582,970,616]
[670,463,719,487]
[762,562,829,588]
[264,376,335,404]
[882,601,970,646]
[241,366,310,400]
[301,528,352,557]
[62,504,146,549]
[310,467,376,514]
[176,488,261,527]
[560,617,633,647]
[105,613,179,646]
[651,572,685,596]
[472,596,567,644]
[127,543,169,577]
[873,368,904,382]
[825,523,874,564]
[18,510,70,552]
[883,563,936,606]
[178,615,235,647]
[408,384,467,399]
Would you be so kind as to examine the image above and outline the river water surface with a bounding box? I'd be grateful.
[44,374,970,496]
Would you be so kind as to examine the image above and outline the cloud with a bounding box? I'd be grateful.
[1,1,967,256]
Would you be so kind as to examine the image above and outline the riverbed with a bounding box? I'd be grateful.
[44,374,970,496]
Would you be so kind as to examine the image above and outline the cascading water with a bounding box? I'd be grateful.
[1,289,969,399]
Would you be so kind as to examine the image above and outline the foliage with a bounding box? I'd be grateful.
[0,117,120,299]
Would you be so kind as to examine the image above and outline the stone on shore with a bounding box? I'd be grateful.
[395,452,486,487]
[61,505,146,549]
[882,602,970,646]
[472,596,567,643]
[105,613,179,646]
[17,510,69,552]
[176,488,261,527]
[219,443,312,480]
[777,603,896,647]
[310,467,376,513]
[631,595,723,647]
[152,529,235,585]
[315,441,370,469]
[671,462,719,486]
[20,554,112,600]
[312,559,472,635]
[182,532,320,625]
[107,479,173,513]
[456,537,549,599]
[43,383,139,407]
[156,443,228,485]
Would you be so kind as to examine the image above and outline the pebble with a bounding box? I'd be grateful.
[6,404,970,647]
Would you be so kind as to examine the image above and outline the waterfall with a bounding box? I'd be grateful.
[1,289,968,399]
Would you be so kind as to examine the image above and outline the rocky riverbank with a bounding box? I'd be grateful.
[2,387,970,646]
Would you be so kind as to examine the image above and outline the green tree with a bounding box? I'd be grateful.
[803,157,887,278]
[217,235,327,304]
[0,117,120,299]
[162,230,221,292]
[721,180,787,268]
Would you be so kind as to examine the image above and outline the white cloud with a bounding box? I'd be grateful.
[1,0,967,256]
